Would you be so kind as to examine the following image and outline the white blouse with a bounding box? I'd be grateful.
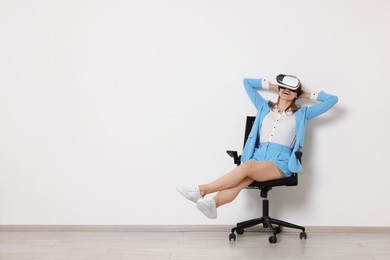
[260,106,296,148]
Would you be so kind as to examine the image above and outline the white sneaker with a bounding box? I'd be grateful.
[176,185,203,203]
[196,198,217,219]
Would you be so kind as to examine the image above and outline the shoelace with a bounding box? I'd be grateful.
[186,186,198,193]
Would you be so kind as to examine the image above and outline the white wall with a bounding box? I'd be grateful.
[0,0,389,226]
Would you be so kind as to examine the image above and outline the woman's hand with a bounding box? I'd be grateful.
[269,82,279,92]
[298,90,311,99]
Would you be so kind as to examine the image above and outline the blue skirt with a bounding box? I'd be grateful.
[250,142,292,177]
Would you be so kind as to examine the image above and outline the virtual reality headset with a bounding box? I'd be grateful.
[276,74,301,90]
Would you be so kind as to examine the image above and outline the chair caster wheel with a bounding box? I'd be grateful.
[275,226,282,234]
[269,235,277,244]
[300,232,307,240]
[236,228,244,235]
[229,233,236,241]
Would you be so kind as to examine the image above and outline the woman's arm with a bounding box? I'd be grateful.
[299,90,338,120]
[243,78,271,108]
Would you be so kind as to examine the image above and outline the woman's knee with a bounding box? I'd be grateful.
[241,160,255,173]
[240,177,254,188]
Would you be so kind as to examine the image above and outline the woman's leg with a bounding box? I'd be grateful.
[213,177,253,207]
[199,160,284,199]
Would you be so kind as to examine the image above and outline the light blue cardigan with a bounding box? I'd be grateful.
[241,78,338,175]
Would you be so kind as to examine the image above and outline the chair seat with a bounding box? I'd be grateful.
[248,174,297,189]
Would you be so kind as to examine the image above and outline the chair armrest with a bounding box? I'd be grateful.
[295,151,303,164]
[226,150,241,166]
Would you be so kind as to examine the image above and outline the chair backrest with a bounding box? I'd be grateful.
[243,116,256,148]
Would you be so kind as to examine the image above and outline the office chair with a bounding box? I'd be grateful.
[226,116,307,244]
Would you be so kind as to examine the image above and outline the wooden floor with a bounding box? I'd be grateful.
[0,230,390,260]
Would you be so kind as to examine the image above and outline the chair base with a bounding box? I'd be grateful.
[229,200,307,243]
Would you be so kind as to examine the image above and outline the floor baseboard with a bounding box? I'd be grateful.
[1,225,390,233]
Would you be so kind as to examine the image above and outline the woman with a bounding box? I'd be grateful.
[177,75,338,219]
